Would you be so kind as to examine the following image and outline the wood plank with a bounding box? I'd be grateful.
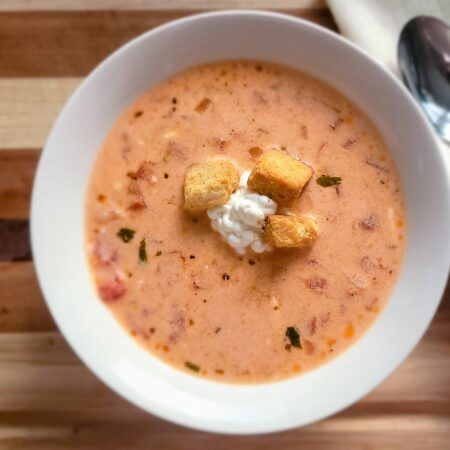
[0,0,326,11]
[0,79,80,149]
[0,262,55,332]
[0,414,448,450]
[0,10,336,78]
[0,328,448,449]
[0,220,30,261]
[0,150,39,218]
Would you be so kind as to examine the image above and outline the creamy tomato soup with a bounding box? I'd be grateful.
[86,61,406,383]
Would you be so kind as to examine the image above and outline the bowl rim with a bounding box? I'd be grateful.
[31,9,450,434]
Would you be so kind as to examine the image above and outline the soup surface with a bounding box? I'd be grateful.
[86,61,406,383]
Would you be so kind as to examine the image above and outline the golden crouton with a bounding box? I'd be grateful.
[248,150,313,204]
[264,215,319,248]
[184,160,240,212]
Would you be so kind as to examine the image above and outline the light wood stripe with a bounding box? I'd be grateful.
[0,0,326,11]
[0,331,448,448]
[0,79,80,149]
[0,262,55,331]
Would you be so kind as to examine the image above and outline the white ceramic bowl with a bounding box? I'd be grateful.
[31,11,450,434]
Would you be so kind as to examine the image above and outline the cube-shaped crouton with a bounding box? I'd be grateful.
[184,160,240,212]
[264,215,319,248]
[248,151,313,205]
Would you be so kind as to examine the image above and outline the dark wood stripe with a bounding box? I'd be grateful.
[0,9,336,77]
[0,149,39,219]
[0,219,31,261]
[0,262,55,331]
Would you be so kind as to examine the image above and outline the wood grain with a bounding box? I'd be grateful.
[0,321,448,449]
[0,10,336,78]
[0,0,326,11]
[0,220,30,261]
[0,262,55,332]
[0,79,80,149]
[0,150,39,218]
[0,4,449,449]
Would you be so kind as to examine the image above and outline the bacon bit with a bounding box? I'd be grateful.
[136,161,155,180]
[164,141,189,161]
[307,317,317,336]
[249,146,263,158]
[126,168,149,210]
[92,239,118,266]
[195,98,212,112]
[365,297,379,312]
[342,137,357,148]
[211,136,228,150]
[320,312,331,325]
[305,278,328,294]
[98,276,125,302]
[303,339,315,355]
[329,117,343,130]
[169,308,186,343]
[300,125,308,139]
[127,198,146,211]
[359,214,379,231]
[361,255,375,271]
[253,91,268,104]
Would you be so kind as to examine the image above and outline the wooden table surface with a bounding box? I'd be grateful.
[0,1,449,448]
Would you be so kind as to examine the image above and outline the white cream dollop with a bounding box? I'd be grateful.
[207,171,277,255]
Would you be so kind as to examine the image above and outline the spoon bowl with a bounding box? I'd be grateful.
[398,16,450,143]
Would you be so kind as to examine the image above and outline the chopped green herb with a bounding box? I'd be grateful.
[285,327,302,348]
[117,228,135,243]
[164,173,169,179]
[189,255,195,259]
[185,361,200,372]
[222,273,230,280]
[316,175,342,187]
[139,238,147,263]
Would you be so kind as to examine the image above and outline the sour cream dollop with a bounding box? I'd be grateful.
[207,171,277,254]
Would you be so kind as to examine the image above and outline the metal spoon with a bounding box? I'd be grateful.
[398,16,450,143]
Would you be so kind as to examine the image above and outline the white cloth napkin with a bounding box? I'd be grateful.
[327,0,450,153]
[327,0,450,74]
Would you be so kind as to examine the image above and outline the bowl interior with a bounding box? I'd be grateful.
[31,11,450,434]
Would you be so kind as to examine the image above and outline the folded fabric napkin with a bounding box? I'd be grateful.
[327,0,450,74]
[327,0,450,152]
